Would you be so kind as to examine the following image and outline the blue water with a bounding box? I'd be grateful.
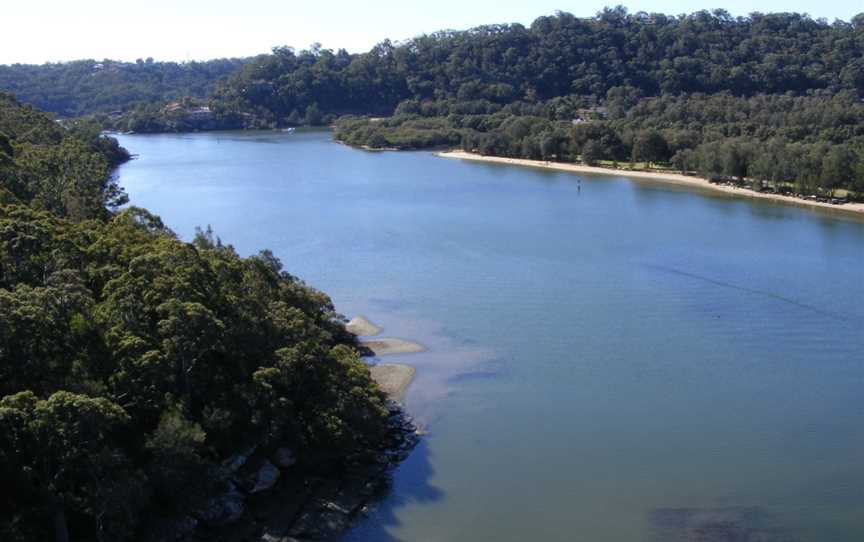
[116,130,864,542]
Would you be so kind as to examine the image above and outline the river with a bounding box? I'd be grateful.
[116,129,864,542]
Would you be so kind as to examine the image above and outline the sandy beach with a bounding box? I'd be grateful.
[344,316,422,401]
[369,364,417,403]
[361,338,426,356]
[437,151,864,218]
[346,315,382,337]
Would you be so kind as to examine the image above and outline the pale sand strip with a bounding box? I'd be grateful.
[369,364,416,403]
[361,338,426,356]
[437,151,864,218]
[346,315,382,337]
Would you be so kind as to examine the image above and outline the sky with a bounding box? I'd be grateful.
[3,0,863,65]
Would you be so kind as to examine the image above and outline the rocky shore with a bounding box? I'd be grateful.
[161,316,423,542]
[169,404,419,542]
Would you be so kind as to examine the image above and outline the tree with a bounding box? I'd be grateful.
[630,130,669,166]
[671,149,695,174]
[581,140,602,166]
[144,405,212,511]
[0,391,143,542]
[820,145,855,196]
[156,299,225,405]
[720,139,749,182]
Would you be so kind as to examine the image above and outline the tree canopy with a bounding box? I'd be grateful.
[0,92,389,542]
[0,58,248,118]
[210,9,864,125]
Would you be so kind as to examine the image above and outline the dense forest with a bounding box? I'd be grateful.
[0,58,247,117]
[211,9,864,121]
[0,93,394,541]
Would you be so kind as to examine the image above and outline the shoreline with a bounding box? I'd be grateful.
[346,315,382,337]
[437,151,864,219]
[344,315,422,402]
[369,364,417,404]
[361,338,426,356]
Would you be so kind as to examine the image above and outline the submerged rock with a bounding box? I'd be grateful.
[237,459,281,494]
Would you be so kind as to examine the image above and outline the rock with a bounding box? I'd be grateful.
[369,364,417,403]
[361,338,425,356]
[272,447,297,469]
[222,445,257,474]
[237,459,281,494]
[345,315,382,337]
[196,483,245,526]
[252,460,281,493]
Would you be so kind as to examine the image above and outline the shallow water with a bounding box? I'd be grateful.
[116,130,864,542]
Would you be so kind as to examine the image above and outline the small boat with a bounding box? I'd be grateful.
[281,127,296,133]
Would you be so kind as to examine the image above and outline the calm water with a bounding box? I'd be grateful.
[116,130,864,542]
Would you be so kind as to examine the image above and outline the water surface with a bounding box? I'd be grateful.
[117,130,864,542]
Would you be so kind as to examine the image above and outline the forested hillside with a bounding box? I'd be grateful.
[213,8,864,123]
[206,8,864,197]
[0,58,247,117]
[0,93,392,541]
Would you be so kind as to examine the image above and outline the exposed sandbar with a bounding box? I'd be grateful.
[369,364,416,403]
[437,151,864,218]
[346,315,382,337]
[361,338,426,356]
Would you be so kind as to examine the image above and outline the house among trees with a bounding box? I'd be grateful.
[162,102,213,123]
[572,107,608,124]
[187,106,213,122]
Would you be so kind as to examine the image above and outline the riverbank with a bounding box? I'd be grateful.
[362,338,426,356]
[370,364,417,403]
[346,315,382,337]
[347,315,423,402]
[437,151,864,218]
[185,317,422,542]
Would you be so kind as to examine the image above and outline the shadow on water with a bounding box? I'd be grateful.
[342,439,444,542]
[647,507,800,542]
[642,263,845,321]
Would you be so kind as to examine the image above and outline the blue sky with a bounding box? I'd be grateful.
[3,0,863,64]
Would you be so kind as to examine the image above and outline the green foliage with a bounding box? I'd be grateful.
[0,90,389,541]
[0,391,145,542]
[335,92,864,198]
[0,93,129,218]
[212,9,864,127]
[0,58,248,118]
